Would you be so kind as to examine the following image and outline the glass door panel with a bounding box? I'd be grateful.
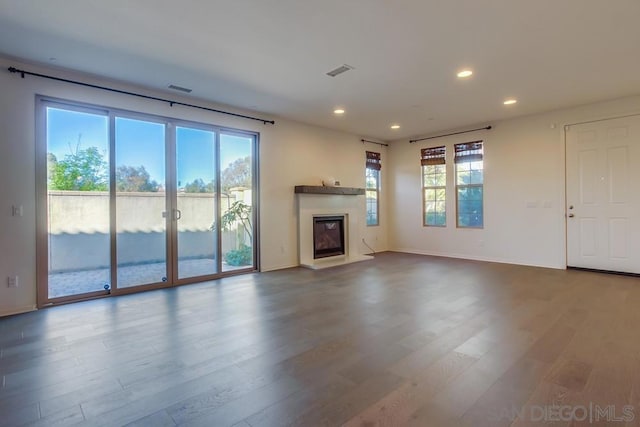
[175,126,218,279]
[220,133,254,272]
[45,107,111,298]
[115,117,168,288]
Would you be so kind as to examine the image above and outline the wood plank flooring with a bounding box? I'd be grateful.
[1,252,639,426]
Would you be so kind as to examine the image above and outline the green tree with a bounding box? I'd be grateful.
[184,178,215,193]
[220,200,252,240]
[116,165,160,192]
[47,152,58,183]
[49,146,108,191]
[214,200,253,266]
[221,156,251,192]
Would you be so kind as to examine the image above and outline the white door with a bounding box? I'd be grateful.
[566,115,640,273]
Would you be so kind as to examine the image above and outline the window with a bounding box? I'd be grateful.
[455,141,484,228]
[421,146,447,226]
[365,151,381,226]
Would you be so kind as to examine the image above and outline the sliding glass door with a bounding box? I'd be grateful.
[175,126,218,280]
[38,98,258,306]
[220,132,255,272]
[43,106,111,300]
[115,117,168,288]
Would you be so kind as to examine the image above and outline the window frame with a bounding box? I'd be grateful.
[365,151,381,227]
[421,146,447,227]
[36,95,260,307]
[454,141,484,229]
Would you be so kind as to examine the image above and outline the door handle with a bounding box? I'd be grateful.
[174,209,182,220]
[568,213,575,218]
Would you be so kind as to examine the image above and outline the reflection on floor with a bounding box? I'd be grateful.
[48,259,249,298]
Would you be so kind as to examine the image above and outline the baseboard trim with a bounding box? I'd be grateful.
[260,263,299,272]
[0,304,38,318]
[390,248,565,270]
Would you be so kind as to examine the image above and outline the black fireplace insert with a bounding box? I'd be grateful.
[313,216,345,259]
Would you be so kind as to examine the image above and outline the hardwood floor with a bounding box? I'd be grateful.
[1,252,639,426]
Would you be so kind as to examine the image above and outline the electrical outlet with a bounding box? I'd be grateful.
[7,276,18,288]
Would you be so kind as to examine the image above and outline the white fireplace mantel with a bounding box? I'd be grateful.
[295,188,373,269]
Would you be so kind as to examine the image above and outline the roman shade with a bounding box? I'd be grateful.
[420,146,446,166]
[366,151,381,170]
[454,140,483,163]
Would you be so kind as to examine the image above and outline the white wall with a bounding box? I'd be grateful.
[388,95,640,269]
[0,56,389,316]
[256,117,389,271]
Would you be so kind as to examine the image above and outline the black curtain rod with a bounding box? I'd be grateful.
[361,139,389,147]
[409,125,491,143]
[7,66,275,125]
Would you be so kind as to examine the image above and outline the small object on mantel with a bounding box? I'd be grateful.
[294,185,364,195]
[322,176,336,186]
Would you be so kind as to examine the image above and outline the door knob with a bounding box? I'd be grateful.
[568,213,575,218]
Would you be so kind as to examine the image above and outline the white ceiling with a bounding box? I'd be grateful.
[1,0,639,141]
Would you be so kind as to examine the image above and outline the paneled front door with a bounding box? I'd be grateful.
[566,115,640,273]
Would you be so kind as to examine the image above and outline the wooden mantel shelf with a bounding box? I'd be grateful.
[294,185,365,195]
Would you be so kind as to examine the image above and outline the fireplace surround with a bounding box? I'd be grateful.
[295,185,373,269]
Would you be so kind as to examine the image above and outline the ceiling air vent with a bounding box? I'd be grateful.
[168,84,192,93]
[326,64,354,77]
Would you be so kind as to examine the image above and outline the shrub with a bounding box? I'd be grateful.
[224,244,252,266]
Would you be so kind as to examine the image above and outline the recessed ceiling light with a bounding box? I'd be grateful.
[333,109,345,115]
[457,69,473,78]
[168,84,192,93]
[390,124,400,130]
[503,98,517,105]
[326,64,354,77]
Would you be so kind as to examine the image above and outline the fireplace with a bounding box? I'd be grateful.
[313,216,345,259]
[295,185,373,269]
